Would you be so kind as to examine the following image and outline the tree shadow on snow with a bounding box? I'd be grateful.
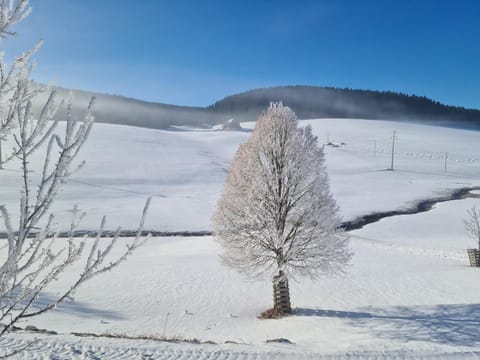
[294,304,480,347]
[24,291,127,321]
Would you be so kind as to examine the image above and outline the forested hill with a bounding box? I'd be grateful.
[208,86,480,127]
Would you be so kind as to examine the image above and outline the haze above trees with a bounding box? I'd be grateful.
[30,86,480,131]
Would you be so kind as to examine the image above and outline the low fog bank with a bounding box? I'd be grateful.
[29,85,480,130]
[30,86,228,130]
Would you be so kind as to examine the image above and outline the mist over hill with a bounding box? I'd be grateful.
[32,85,480,130]
[31,86,223,129]
[209,86,480,128]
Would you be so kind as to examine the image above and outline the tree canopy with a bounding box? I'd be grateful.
[213,102,351,281]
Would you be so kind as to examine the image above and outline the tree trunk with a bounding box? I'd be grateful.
[273,270,291,314]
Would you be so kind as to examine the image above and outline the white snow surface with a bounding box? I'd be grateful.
[1,118,479,232]
[2,118,480,358]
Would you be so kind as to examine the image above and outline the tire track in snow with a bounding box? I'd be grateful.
[350,234,466,262]
[2,334,480,359]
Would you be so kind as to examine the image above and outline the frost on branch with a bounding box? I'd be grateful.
[0,0,151,336]
[0,0,31,37]
[464,206,480,250]
[212,102,352,298]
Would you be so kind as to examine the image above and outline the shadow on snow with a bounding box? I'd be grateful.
[294,304,480,347]
[16,291,127,321]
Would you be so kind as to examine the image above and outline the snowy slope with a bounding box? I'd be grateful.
[1,118,479,232]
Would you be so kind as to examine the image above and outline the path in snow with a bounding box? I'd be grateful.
[2,333,480,360]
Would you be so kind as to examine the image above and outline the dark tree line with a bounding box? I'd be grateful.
[208,86,480,128]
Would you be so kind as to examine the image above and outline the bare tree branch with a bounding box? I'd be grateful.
[0,0,151,340]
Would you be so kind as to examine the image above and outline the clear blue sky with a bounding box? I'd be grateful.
[4,0,480,108]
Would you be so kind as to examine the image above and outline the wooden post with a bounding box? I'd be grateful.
[389,130,396,171]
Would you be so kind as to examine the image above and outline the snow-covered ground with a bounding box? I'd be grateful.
[4,198,480,358]
[1,118,479,232]
[2,118,480,358]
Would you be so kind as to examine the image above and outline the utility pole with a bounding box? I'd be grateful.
[389,130,396,171]
[444,152,448,173]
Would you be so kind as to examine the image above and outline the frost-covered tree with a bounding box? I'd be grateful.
[464,206,480,250]
[0,0,150,340]
[212,102,351,315]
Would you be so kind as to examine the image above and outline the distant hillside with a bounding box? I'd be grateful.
[209,86,480,128]
[31,85,480,130]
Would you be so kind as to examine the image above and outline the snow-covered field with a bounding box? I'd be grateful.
[2,118,480,358]
[2,118,479,232]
